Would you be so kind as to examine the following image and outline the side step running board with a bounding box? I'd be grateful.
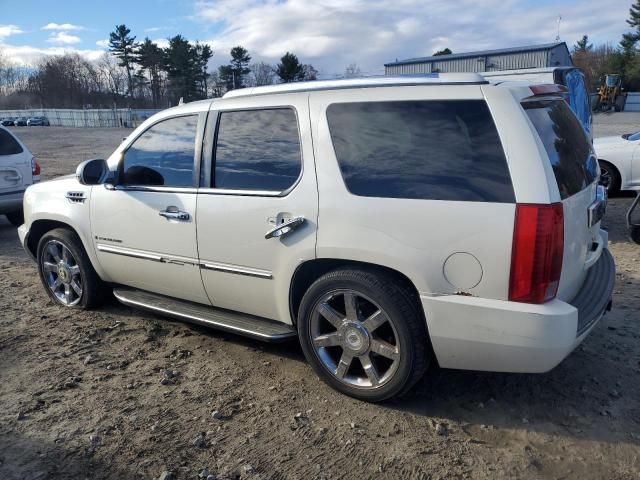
[112,287,297,342]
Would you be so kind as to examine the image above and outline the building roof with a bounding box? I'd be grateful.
[222,73,487,99]
[385,42,568,67]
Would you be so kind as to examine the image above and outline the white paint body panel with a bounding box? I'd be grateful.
[594,135,640,191]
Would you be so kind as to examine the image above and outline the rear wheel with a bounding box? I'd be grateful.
[598,160,621,195]
[298,268,429,402]
[5,210,24,226]
[37,228,104,309]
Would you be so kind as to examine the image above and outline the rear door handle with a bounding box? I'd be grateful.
[3,174,21,182]
[159,207,190,221]
[265,216,305,239]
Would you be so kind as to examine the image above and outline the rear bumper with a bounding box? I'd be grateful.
[422,249,615,373]
[0,190,24,214]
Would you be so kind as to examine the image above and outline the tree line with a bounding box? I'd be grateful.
[0,23,328,109]
[572,1,640,92]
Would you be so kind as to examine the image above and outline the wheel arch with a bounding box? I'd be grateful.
[289,258,423,326]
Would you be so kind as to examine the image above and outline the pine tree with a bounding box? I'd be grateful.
[136,38,164,107]
[194,43,213,97]
[573,35,593,53]
[163,35,200,104]
[108,25,137,98]
[276,52,305,83]
[433,48,452,56]
[229,46,251,89]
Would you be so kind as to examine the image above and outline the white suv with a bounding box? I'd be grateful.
[18,75,615,401]
[1,126,40,226]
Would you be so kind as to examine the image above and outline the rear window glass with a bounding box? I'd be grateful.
[523,99,597,199]
[0,129,23,155]
[326,100,514,203]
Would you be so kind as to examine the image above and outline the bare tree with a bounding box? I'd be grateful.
[98,52,128,103]
[344,63,361,78]
[249,61,276,86]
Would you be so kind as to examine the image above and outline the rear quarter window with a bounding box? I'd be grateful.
[523,99,597,199]
[326,100,514,203]
[0,129,24,155]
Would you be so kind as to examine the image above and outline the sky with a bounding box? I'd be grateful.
[0,0,634,77]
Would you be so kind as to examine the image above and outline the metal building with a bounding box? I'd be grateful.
[385,42,572,75]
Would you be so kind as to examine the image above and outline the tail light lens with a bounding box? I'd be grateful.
[509,203,564,304]
[31,157,41,176]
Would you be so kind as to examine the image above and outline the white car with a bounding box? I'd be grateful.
[18,75,615,402]
[0,126,40,226]
[594,132,640,194]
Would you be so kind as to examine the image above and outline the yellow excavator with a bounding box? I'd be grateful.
[596,74,626,112]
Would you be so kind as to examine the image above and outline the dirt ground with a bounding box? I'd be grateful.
[1,115,639,480]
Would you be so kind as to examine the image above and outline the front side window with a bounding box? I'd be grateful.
[213,108,301,191]
[326,100,514,203]
[122,115,198,187]
[0,129,23,155]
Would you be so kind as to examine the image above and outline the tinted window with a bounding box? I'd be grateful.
[123,115,198,187]
[326,100,514,202]
[0,129,24,155]
[214,109,301,191]
[523,99,596,199]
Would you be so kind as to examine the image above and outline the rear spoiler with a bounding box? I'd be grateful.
[529,84,568,95]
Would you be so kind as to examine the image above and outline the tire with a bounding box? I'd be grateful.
[36,228,105,309]
[298,268,429,402]
[598,160,621,196]
[5,210,24,227]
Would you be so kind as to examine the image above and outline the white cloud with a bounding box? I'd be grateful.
[0,25,24,40]
[47,31,82,45]
[96,39,109,48]
[42,23,85,31]
[0,42,104,65]
[144,27,162,33]
[153,38,170,49]
[194,0,631,76]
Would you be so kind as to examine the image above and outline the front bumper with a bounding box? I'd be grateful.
[421,248,615,373]
[17,224,35,261]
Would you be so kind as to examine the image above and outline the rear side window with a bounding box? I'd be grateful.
[213,108,301,191]
[523,99,596,199]
[0,129,24,155]
[326,100,514,202]
[123,115,197,187]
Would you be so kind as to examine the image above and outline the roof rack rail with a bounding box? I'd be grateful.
[223,73,487,99]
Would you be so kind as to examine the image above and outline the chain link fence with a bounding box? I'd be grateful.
[0,108,163,128]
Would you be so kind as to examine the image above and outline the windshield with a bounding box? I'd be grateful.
[625,132,640,141]
[523,98,597,199]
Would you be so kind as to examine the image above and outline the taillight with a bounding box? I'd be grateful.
[31,157,41,176]
[509,203,564,304]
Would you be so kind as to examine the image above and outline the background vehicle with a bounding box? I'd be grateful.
[14,117,28,126]
[596,74,626,112]
[18,75,614,402]
[482,67,593,139]
[0,126,40,226]
[594,132,640,194]
[27,116,50,126]
[1,118,16,126]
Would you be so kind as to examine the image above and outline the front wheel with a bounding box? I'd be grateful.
[298,268,429,402]
[37,228,104,309]
[598,160,621,196]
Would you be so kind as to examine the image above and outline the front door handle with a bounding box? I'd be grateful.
[265,216,305,239]
[159,207,190,221]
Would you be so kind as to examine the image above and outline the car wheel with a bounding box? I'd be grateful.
[5,210,24,226]
[298,268,429,402]
[37,228,105,309]
[598,161,621,196]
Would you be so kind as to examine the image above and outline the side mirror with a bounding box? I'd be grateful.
[76,158,109,185]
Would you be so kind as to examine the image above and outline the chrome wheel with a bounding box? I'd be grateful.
[309,289,401,389]
[599,165,612,191]
[41,240,83,306]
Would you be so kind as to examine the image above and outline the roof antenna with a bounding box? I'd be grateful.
[555,15,562,41]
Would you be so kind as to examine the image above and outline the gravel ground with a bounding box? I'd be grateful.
[0,118,639,480]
